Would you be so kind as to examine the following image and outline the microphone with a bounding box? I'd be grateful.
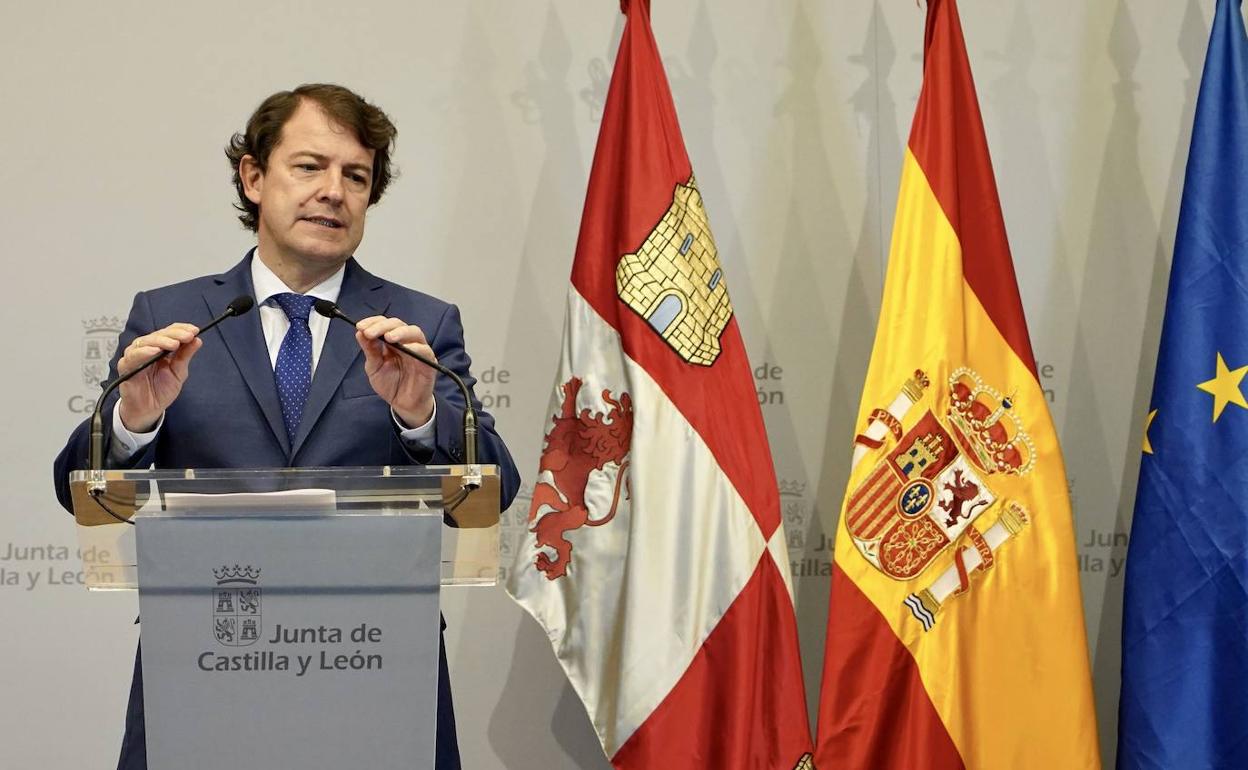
[88,295,256,483]
[313,299,481,487]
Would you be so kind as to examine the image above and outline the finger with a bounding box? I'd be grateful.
[168,337,203,379]
[118,345,171,375]
[130,333,187,353]
[170,335,202,361]
[124,344,169,360]
[382,324,429,347]
[357,316,406,341]
[391,341,437,367]
[161,323,200,339]
[140,325,198,346]
[353,316,388,337]
[355,330,386,372]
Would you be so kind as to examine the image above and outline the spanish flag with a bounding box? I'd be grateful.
[814,1,1100,767]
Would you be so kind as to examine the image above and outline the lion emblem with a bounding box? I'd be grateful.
[527,377,633,580]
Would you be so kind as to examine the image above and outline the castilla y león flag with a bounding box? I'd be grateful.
[504,1,813,768]
[814,1,1099,768]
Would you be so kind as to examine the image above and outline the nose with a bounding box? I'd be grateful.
[318,170,346,205]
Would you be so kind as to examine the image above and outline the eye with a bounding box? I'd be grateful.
[296,163,318,172]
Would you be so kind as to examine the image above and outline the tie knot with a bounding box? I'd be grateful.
[270,293,318,323]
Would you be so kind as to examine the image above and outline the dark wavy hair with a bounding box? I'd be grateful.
[225,84,398,232]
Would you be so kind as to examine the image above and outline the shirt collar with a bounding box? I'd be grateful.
[251,250,345,305]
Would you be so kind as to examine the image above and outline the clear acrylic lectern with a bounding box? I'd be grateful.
[68,465,500,770]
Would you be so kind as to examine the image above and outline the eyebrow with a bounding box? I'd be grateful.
[289,151,373,176]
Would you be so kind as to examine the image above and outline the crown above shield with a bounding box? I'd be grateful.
[213,564,261,584]
[777,479,807,497]
[83,316,124,334]
[944,367,1034,476]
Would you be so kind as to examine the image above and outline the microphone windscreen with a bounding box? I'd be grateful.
[228,295,256,315]
[313,299,338,319]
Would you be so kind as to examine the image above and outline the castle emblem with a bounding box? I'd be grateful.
[616,176,732,366]
[846,367,1033,631]
[82,316,124,387]
[212,564,262,647]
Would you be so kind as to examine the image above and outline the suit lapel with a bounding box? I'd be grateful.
[203,251,292,457]
[290,259,390,459]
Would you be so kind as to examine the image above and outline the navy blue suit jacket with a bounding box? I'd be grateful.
[54,252,520,770]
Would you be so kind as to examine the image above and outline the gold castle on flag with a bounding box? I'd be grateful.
[616,176,732,366]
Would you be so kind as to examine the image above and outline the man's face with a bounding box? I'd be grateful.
[243,101,376,274]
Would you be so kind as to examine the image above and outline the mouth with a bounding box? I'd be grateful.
[301,216,345,229]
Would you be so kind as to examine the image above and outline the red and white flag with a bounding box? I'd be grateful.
[505,2,813,767]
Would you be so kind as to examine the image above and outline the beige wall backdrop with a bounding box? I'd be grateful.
[1,1,1205,766]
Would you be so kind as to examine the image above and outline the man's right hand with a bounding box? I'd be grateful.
[116,323,203,433]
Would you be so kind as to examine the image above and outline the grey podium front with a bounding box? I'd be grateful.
[68,465,500,770]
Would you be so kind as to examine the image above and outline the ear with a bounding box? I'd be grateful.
[239,154,265,205]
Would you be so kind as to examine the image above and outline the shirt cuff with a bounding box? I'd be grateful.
[392,402,436,447]
[109,401,163,464]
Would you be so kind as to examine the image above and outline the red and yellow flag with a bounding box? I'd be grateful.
[814,1,1099,767]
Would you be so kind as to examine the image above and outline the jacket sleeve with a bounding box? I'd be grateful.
[52,291,160,514]
[398,302,521,512]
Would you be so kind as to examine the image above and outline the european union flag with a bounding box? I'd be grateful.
[1119,1,1248,767]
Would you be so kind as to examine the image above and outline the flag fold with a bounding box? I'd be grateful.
[507,3,813,768]
[1119,1,1248,767]
[815,1,1100,767]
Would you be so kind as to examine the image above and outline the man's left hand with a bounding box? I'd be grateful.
[355,316,436,427]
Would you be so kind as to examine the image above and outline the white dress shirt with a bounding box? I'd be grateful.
[110,254,435,461]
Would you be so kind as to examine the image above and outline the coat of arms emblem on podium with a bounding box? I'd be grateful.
[212,564,262,647]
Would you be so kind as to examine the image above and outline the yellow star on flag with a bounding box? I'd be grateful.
[1196,352,1248,422]
[1143,409,1157,454]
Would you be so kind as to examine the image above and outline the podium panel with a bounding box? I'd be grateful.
[137,509,441,770]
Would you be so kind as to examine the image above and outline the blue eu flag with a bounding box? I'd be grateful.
[1119,1,1248,767]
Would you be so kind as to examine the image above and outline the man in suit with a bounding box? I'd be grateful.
[53,83,519,770]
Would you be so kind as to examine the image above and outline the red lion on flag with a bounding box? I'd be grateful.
[528,377,633,580]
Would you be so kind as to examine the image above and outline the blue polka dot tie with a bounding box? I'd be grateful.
[271,293,318,444]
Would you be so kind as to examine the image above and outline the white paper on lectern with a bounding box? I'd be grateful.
[163,488,337,515]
